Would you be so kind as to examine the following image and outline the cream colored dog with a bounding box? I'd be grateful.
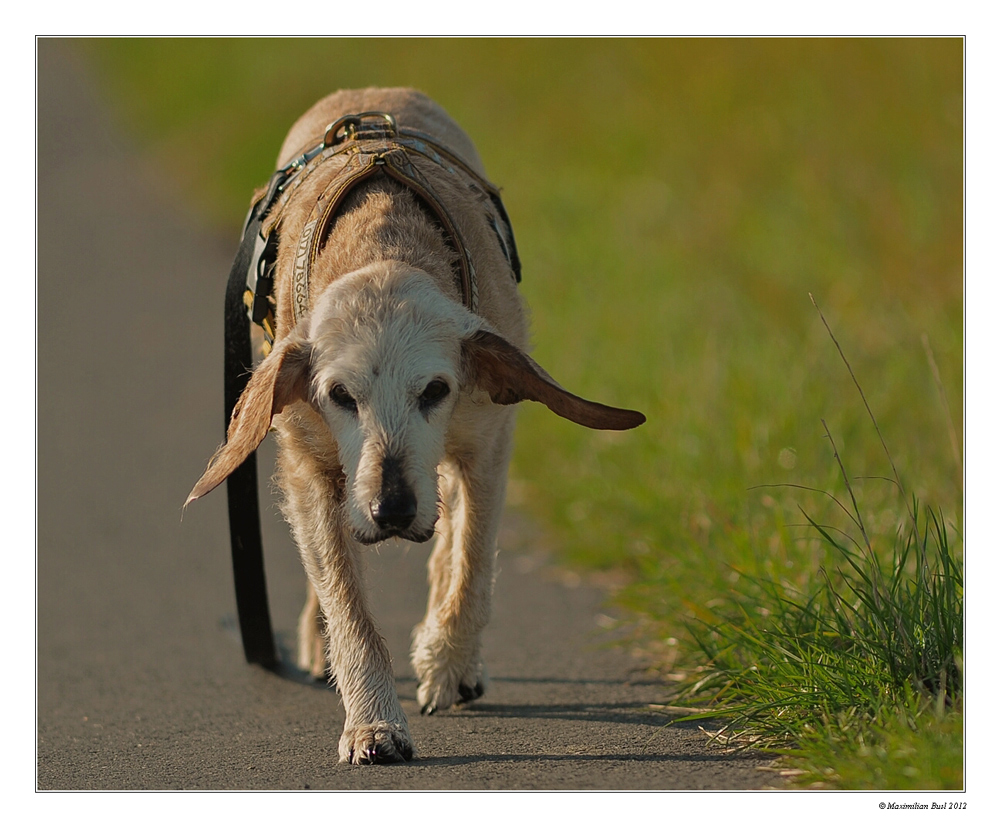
[188,88,644,764]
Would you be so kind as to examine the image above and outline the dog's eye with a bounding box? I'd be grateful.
[329,384,358,413]
[419,379,450,410]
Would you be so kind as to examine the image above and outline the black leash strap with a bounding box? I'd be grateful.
[222,171,288,669]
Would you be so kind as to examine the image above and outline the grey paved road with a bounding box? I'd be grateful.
[36,39,771,791]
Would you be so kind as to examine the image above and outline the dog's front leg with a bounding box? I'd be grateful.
[320,533,413,764]
[412,410,515,714]
[278,446,413,764]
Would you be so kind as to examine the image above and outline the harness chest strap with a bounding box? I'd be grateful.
[291,144,480,324]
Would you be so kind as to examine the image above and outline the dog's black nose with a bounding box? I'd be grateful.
[369,457,417,533]
[370,494,417,532]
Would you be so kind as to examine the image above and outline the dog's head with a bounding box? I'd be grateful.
[186,263,645,544]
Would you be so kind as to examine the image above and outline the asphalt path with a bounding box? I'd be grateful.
[36,40,772,791]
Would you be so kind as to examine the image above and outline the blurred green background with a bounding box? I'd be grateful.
[78,37,963,642]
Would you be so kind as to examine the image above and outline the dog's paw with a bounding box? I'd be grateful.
[412,623,488,714]
[297,641,329,681]
[417,669,487,715]
[339,721,414,765]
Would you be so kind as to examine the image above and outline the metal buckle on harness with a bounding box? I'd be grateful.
[244,230,278,344]
[324,111,399,147]
[236,167,292,348]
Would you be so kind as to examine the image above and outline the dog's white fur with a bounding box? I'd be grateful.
[188,89,644,764]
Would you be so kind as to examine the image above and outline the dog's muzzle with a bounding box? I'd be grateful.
[357,456,436,545]
[370,456,417,531]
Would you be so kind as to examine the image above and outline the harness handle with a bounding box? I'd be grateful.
[324,112,399,147]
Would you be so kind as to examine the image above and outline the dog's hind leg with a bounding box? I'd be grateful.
[412,410,515,714]
[296,581,328,680]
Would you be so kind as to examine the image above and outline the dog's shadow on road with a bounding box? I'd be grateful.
[400,675,718,732]
[256,645,768,771]
[265,632,697,730]
[267,630,718,733]
[410,749,765,769]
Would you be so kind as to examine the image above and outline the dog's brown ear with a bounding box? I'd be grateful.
[462,329,645,430]
[185,338,312,505]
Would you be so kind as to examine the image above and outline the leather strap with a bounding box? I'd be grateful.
[221,172,284,669]
[291,145,480,324]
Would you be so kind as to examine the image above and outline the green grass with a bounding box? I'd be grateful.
[647,298,963,787]
[74,37,964,788]
[672,422,962,788]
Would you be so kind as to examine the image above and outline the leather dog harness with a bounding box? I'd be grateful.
[222,111,521,668]
[245,111,520,349]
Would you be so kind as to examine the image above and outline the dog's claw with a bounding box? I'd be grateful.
[340,723,414,764]
[421,701,437,716]
[458,680,485,703]
[349,743,409,765]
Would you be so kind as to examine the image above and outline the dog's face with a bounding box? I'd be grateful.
[186,263,645,531]
[305,265,469,544]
